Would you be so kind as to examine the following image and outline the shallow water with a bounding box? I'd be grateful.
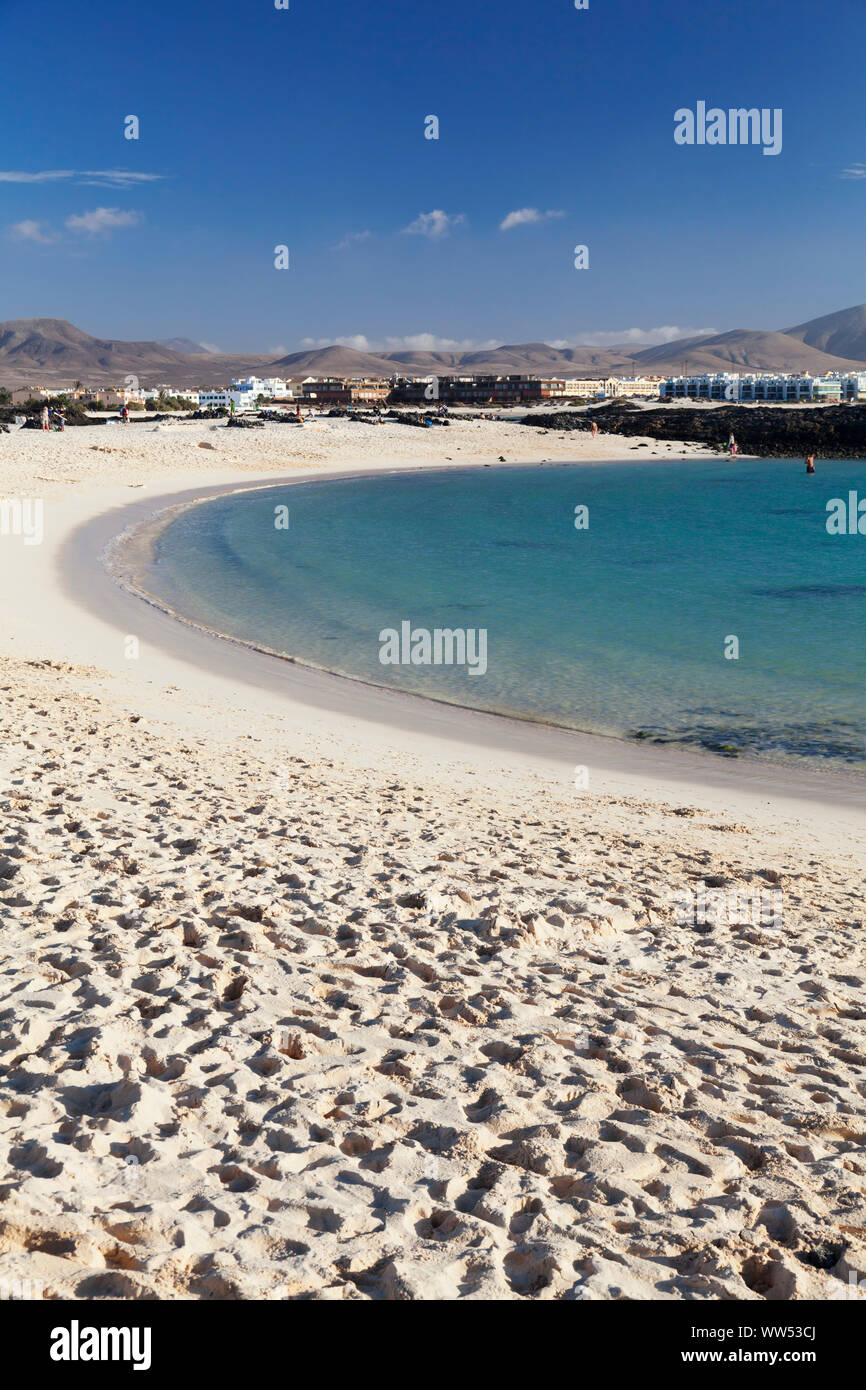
[140,460,866,769]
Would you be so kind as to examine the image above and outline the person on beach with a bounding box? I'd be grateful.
[591,419,598,438]
[728,433,738,458]
[41,405,50,432]
[806,455,815,474]
[121,404,129,425]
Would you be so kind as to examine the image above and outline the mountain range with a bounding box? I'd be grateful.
[4,304,866,388]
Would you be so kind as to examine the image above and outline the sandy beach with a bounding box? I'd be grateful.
[1,415,864,1302]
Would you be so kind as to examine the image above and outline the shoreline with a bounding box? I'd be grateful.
[0,415,855,847]
[97,461,866,808]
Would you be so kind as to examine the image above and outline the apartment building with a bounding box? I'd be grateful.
[390,374,660,405]
[231,376,296,400]
[605,377,662,399]
[301,377,391,405]
[7,386,51,405]
[198,388,246,410]
[660,372,866,403]
[78,387,145,408]
[391,375,559,405]
[549,377,661,400]
[141,387,200,405]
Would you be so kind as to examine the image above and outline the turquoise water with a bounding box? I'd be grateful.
[141,461,866,768]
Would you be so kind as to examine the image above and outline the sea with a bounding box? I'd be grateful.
[135,459,866,770]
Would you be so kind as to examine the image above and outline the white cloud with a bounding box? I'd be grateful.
[402,209,466,239]
[333,229,372,250]
[0,170,74,183]
[284,327,718,357]
[80,171,162,188]
[0,169,162,187]
[298,333,501,353]
[8,219,56,244]
[300,335,374,351]
[500,207,565,231]
[841,163,866,180]
[383,333,500,352]
[559,325,717,348]
[65,207,140,236]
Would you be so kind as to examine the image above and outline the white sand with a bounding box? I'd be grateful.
[0,416,863,1302]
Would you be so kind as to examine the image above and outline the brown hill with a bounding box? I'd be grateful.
[782,304,866,363]
[0,319,275,388]
[631,328,866,375]
[434,343,634,374]
[156,337,216,355]
[4,304,866,390]
[270,345,405,377]
[272,342,637,377]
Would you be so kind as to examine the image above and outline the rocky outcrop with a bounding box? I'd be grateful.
[523,403,866,457]
[1,402,102,428]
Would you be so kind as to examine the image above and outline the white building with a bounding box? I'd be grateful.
[544,376,660,400]
[231,376,295,400]
[197,377,299,412]
[605,377,661,399]
[140,387,200,406]
[198,388,248,411]
[660,372,866,403]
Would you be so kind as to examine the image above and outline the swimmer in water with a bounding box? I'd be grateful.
[805,455,815,474]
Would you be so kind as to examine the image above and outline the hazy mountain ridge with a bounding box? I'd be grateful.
[3,306,866,388]
[156,337,217,355]
[631,328,866,375]
[782,304,866,363]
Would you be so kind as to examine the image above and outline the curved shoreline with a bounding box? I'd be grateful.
[58,462,866,811]
[100,465,641,744]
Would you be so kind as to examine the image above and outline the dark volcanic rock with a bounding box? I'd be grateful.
[2,403,103,427]
[522,404,866,457]
[257,410,304,424]
[390,411,450,428]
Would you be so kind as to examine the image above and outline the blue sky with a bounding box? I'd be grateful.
[2,0,865,352]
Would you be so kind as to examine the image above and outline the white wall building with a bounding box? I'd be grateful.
[140,387,200,406]
[198,388,250,411]
[660,372,866,403]
[605,377,662,399]
[544,376,660,400]
[197,378,299,411]
[230,376,294,399]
